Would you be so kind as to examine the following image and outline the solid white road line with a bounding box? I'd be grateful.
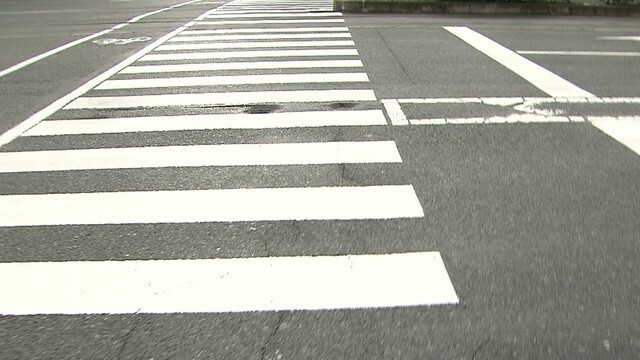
[23,110,388,136]
[206,12,342,18]
[0,252,457,315]
[64,90,377,109]
[444,26,596,98]
[196,19,345,25]
[590,119,640,156]
[96,73,369,89]
[139,49,359,61]
[0,141,401,173]
[518,50,640,57]
[0,27,189,147]
[0,0,201,78]
[180,27,349,34]
[155,40,355,51]
[122,60,363,73]
[169,33,352,41]
[0,185,425,227]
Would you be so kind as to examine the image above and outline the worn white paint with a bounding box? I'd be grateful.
[64,90,377,109]
[96,73,369,89]
[123,60,363,73]
[0,252,457,315]
[206,12,342,18]
[155,40,355,51]
[140,49,359,61]
[0,141,401,173]
[23,110,387,136]
[444,26,596,98]
[0,185,424,227]
[381,99,409,126]
[599,36,640,42]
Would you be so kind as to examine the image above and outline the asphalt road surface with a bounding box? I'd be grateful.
[1,0,639,359]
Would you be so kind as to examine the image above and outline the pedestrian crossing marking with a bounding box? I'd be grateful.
[169,33,352,41]
[122,60,363,73]
[180,27,350,35]
[139,49,360,61]
[197,19,345,25]
[64,90,378,109]
[205,12,343,18]
[0,185,425,227]
[96,73,369,89]
[0,141,401,173]
[0,252,457,315]
[23,110,387,136]
[155,40,356,51]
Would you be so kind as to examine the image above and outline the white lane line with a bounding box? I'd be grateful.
[0,185,424,227]
[599,36,640,42]
[591,118,640,156]
[155,40,355,51]
[0,141,401,173]
[444,26,596,98]
[518,50,640,57]
[409,115,580,125]
[24,110,387,136]
[97,73,369,89]
[196,19,345,25]
[64,90,377,109]
[180,27,349,34]
[381,99,409,126]
[207,9,335,14]
[140,49,359,61]
[169,33,352,41]
[0,27,188,147]
[205,12,342,18]
[123,60,363,73]
[0,252,457,315]
[0,0,201,78]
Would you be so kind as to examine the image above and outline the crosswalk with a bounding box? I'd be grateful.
[0,0,458,315]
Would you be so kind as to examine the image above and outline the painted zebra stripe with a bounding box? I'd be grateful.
[0,252,457,315]
[64,90,377,109]
[155,40,355,51]
[0,141,401,173]
[0,185,425,226]
[139,49,359,61]
[122,60,363,74]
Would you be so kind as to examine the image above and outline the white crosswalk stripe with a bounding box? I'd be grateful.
[0,0,458,316]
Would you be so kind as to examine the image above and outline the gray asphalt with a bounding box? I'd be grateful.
[1,4,640,360]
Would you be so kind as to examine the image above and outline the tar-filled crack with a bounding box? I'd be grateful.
[376,28,412,82]
[260,313,286,360]
[117,311,142,360]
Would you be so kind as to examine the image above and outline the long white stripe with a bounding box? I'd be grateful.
[0,252,457,315]
[180,27,349,34]
[24,110,387,136]
[196,19,345,25]
[96,73,368,89]
[64,90,377,109]
[0,141,400,173]
[591,119,640,156]
[205,12,342,18]
[140,49,359,61]
[0,185,424,227]
[0,0,201,78]
[517,50,640,57]
[206,9,335,14]
[444,26,596,98]
[155,40,355,51]
[123,60,363,74]
[0,27,188,147]
[169,33,351,41]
